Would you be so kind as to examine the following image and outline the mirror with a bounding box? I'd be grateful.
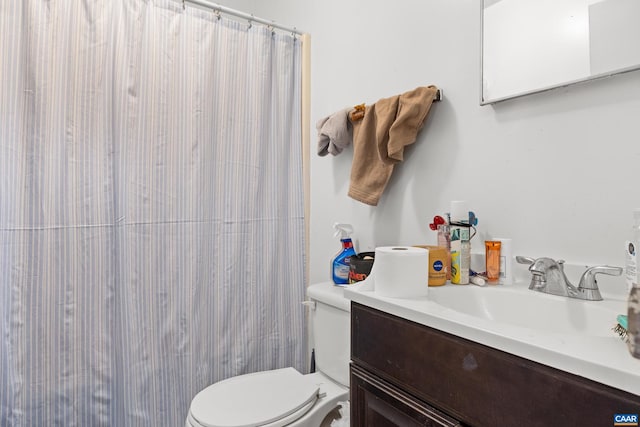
[481,0,640,104]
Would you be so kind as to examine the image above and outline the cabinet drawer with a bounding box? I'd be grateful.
[351,363,463,427]
[351,302,640,427]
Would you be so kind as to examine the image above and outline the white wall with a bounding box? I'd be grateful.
[216,0,640,285]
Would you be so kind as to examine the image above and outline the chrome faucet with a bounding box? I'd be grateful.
[516,256,623,301]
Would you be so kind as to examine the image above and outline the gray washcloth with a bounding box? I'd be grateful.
[316,107,353,156]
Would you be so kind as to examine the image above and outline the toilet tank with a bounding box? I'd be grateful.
[307,282,351,387]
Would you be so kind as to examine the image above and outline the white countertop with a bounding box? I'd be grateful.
[343,280,640,396]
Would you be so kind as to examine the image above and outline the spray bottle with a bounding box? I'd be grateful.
[331,223,356,285]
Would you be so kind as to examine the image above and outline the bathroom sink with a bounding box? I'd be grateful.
[344,277,640,397]
[428,283,626,337]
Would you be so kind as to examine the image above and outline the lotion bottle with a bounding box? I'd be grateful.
[331,223,356,286]
[485,240,501,283]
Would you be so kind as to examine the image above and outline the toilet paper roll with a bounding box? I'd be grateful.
[358,246,429,299]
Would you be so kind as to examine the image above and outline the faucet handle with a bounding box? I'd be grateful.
[516,256,535,265]
[577,265,623,301]
[578,265,623,290]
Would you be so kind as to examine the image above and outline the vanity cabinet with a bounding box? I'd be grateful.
[350,302,640,427]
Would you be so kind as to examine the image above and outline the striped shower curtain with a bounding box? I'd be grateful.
[0,1,306,425]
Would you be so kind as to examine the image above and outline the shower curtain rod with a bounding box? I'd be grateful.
[184,0,305,35]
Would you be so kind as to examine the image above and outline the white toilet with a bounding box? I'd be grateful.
[185,282,351,427]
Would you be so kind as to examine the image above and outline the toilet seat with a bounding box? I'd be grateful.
[188,367,320,427]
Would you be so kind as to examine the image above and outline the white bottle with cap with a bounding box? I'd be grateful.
[627,208,640,359]
[625,208,640,293]
[495,237,513,285]
[449,201,470,285]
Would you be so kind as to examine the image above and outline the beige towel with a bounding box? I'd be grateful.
[348,86,438,206]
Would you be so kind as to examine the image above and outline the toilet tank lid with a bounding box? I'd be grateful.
[307,282,350,312]
[189,367,319,427]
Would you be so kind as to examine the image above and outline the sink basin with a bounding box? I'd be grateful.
[428,283,626,337]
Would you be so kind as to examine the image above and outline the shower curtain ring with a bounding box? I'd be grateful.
[214,9,221,20]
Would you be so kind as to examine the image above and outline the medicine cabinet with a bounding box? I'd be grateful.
[481,0,640,104]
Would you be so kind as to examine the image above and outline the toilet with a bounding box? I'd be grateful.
[185,282,350,427]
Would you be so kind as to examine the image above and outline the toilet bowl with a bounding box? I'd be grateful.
[185,282,350,427]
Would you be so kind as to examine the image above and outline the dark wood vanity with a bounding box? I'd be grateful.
[350,302,640,427]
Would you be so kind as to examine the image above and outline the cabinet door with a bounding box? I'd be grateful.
[351,302,640,427]
[351,364,464,427]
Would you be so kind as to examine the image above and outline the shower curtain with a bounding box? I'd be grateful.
[0,1,306,425]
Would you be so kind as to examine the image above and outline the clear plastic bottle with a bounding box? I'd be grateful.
[627,209,640,359]
[625,208,640,292]
[436,224,451,281]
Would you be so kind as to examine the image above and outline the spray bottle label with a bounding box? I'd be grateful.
[332,254,353,285]
[335,263,350,281]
